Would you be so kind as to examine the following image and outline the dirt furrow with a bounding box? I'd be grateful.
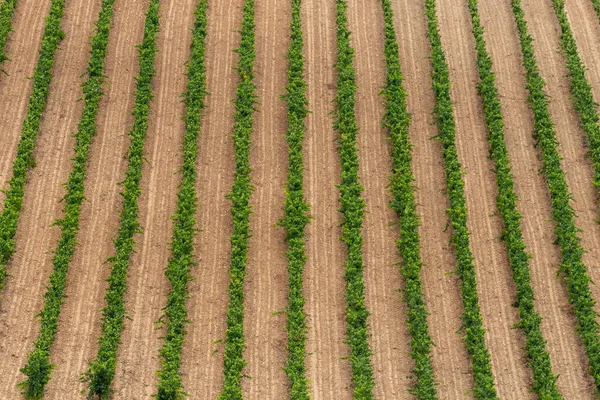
[347,0,413,397]
[0,0,52,209]
[179,0,240,397]
[389,1,474,398]
[109,0,198,397]
[479,0,596,397]
[436,0,533,397]
[42,1,148,398]
[302,0,353,397]
[0,0,101,395]
[242,0,290,397]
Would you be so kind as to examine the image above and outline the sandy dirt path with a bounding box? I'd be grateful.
[179,0,240,398]
[242,0,290,397]
[302,0,353,397]
[436,0,534,397]
[0,0,101,395]
[390,1,475,398]
[0,0,52,209]
[109,0,198,397]
[347,0,413,397]
[479,0,596,397]
[42,0,148,398]
[560,0,600,320]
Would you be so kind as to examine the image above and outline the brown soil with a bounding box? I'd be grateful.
[390,1,475,398]
[0,0,101,396]
[302,0,353,397]
[348,0,414,397]
[42,0,148,398]
[179,0,240,398]
[110,0,199,397]
[480,0,596,397]
[0,0,52,209]
[437,0,534,397]
[242,0,290,397]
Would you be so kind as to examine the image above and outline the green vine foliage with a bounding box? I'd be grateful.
[333,0,375,398]
[380,0,437,398]
[154,1,208,399]
[0,0,65,294]
[279,0,311,398]
[510,0,600,393]
[0,0,17,66]
[18,0,116,398]
[83,0,161,398]
[424,0,498,398]
[218,0,257,397]
[465,0,562,398]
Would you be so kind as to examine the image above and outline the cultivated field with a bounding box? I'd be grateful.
[1,0,600,399]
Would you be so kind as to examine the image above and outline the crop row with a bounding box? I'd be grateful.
[218,0,257,397]
[83,0,161,397]
[465,0,562,398]
[510,0,600,393]
[333,0,375,398]
[550,0,600,211]
[279,0,311,398]
[0,0,65,293]
[379,0,437,399]
[423,0,498,398]
[17,1,116,398]
[0,0,17,66]
[154,1,208,399]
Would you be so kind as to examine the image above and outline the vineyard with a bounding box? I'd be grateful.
[2,0,600,399]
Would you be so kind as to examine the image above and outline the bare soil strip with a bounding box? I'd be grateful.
[347,0,414,397]
[390,1,474,398]
[42,1,148,398]
[479,0,596,397]
[0,0,51,209]
[179,0,240,397]
[242,0,290,397]
[436,0,534,397]
[302,0,353,396]
[560,0,600,317]
[108,0,198,397]
[0,0,100,395]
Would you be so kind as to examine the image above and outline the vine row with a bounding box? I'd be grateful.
[466,0,562,397]
[154,0,208,399]
[424,0,498,398]
[0,0,65,293]
[83,0,161,397]
[333,0,375,397]
[218,0,257,397]
[18,1,117,397]
[511,0,600,392]
[551,0,600,209]
[279,0,311,397]
[0,0,17,67]
[380,0,437,398]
